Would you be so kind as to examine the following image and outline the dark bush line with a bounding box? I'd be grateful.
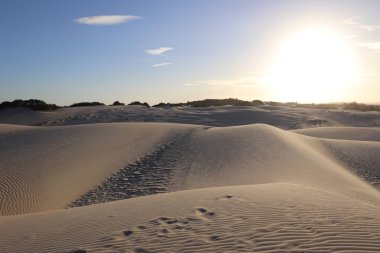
[187,98,252,107]
[266,101,380,111]
[342,102,380,111]
[2,99,378,112]
[0,99,59,111]
[152,102,183,108]
[111,101,125,106]
[152,98,265,108]
[69,102,105,107]
[128,101,150,107]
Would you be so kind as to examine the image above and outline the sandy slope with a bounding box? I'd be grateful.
[171,125,380,205]
[322,138,380,189]
[1,184,380,253]
[0,107,380,252]
[1,123,380,216]
[0,123,198,215]
[294,127,380,141]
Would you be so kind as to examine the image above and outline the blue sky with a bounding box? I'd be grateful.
[1,0,380,105]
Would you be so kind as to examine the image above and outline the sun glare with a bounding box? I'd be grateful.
[268,26,359,102]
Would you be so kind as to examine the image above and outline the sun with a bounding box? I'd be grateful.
[267,26,359,103]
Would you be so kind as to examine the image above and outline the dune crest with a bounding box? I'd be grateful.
[1,123,379,216]
[0,123,198,215]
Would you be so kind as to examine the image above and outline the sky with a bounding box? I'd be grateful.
[1,0,380,105]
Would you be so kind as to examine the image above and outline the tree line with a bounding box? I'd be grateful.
[1,99,379,112]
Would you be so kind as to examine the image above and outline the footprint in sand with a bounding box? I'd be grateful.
[67,249,87,253]
[215,195,234,200]
[148,216,189,236]
[123,230,134,237]
[194,207,216,220]
[215,195,249,204]
[133,247,153,253]
[208,235,220,241]
[157,227,171,236]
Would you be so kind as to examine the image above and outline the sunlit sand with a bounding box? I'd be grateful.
[0,104,379,252]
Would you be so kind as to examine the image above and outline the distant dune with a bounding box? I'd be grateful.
[294,126,380,141]
[0,105,379,252]
[0,104,379,128]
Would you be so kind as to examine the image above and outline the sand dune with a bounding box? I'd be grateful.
[1,123,379,216]
[1,184,380,253]
[171,124,380,205]
[1,105,379,129]
[0,123,198,215]
[0,106,380,252]
[322,138,380,189]
[294,126,380,141]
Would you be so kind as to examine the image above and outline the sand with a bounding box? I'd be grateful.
[1,105,379,129]
[0,105,379,252]
[0,123,198,215]
[2,184,380,253]
[294,126,380,141]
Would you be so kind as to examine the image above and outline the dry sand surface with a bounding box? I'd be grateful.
[0,105,380,252]
[1,104,379,128]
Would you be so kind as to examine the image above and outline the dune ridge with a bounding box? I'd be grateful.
[0,105,379,252]
[1,122,379,216]
[294,126,380,141]
[0,123,199,215]
[1,105,379,129]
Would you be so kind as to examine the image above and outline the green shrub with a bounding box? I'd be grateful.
[0,99,59,111]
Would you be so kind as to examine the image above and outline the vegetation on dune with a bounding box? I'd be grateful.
[111,101,125,106]
[69,102,105,107]
[1,98,379,112]
[252,100,265,106]
[187,98,253,107]
[152,98,264,108]
[294,103,341,110]
[153,102,184,108]
[266,101,380,111]
[128,101,150,107]
[341,102,380,111]
[0,99,59,111]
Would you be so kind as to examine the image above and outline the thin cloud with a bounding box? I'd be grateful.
[199,79,237,87]
[342,17,360,25]
[358,25,380,32]
[359,42,380,50]
[75,15,141,25]
[188,75,266,88]
[153,62,172,67]
[145,47,173,56]
[342,16,380,31]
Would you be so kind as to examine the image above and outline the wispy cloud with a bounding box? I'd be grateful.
[358,25,380,32]
[359,42,380,50]
[183,83,199,86]
[342,16,380,31]
[153,62,172,67]
[75,15,141,25]
[342,17,360,25]
[186,75,266,88]
[199,79,238,87]
[145,47,173,56]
